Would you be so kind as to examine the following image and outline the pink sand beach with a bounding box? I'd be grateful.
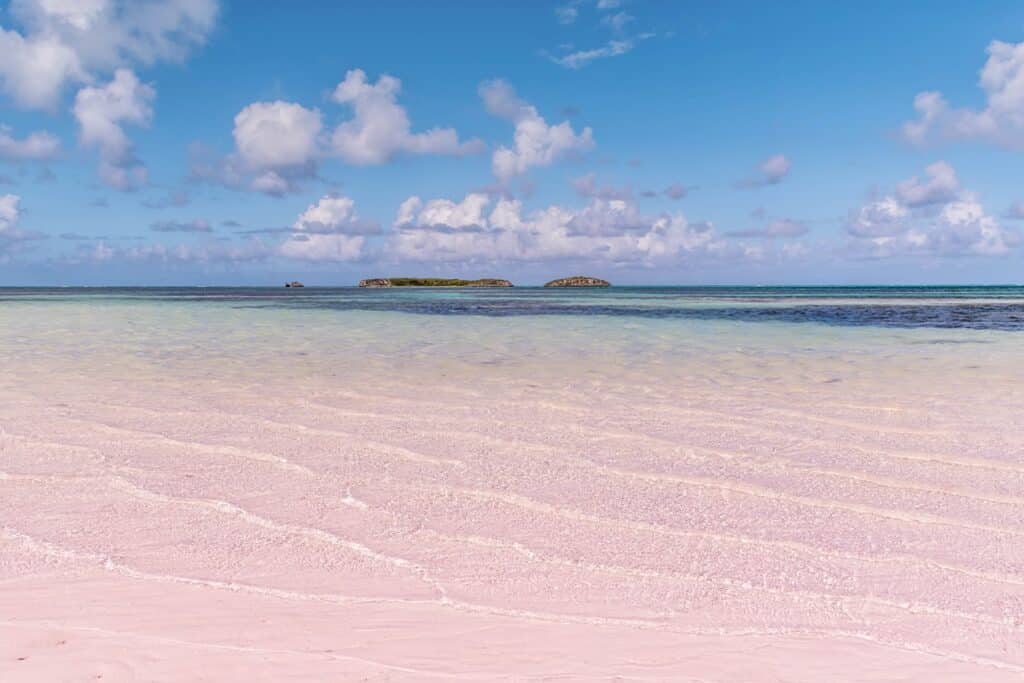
[1,293,1023,681]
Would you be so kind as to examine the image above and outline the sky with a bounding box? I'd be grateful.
[1,0,1023,286]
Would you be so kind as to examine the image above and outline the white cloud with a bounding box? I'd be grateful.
[845,162,1018,257]
[280,232,364,262]
[551,0,647,66]
[901,91,948,146]
[0,193,46,257]
[555,5,579,24]
[930,199,1016,256]
[203,69,480,195]
[396,193,492,229]
[0,124,60,160]
[294,195,354,230]
[759,154,791,182]
[0,194,20,233]
[293,194,379,234]
[330,69,482,165]
[901,40,1024,148]
[0,0,218,110]
[601,11,633,32]
[279,232,364,263]
[549,37,640,69]
[233,100,322,170]
[894,160,960,207]
[847,196,909,238]
[279,194,371,262]
[193,100,324,196]
[567,198,644,236]
[388,192,730,266]
[739,154,791,187]
[480,79,594,181]
[0,27,85,110]
[72,68,154,190]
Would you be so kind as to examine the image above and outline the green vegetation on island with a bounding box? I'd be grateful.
[544,276,611,287]
[359,278,513,288]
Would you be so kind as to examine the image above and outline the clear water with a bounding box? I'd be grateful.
[3,286,1024,330]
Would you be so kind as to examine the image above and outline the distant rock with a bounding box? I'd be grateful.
[359,278,513,288]
[284,281,304,288]
[544,276,610,287]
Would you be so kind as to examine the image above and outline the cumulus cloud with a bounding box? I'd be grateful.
[0,194,20,233]
[894,160,959,207]
[566,198,645,236]
[198,68,479,195]
[280,231,363,263]
[0,0,218,110]
[0,124,60,160]
[388,192,733,266]
[845,162,1018,257]
[0,193,45,257]
[72,68,154,190]
[150,219,212,233]
[234,101,322,169]
[192,101,322,196]
[481,79,594,181]
[293,194,380,235]
[278,194,371,262]
[233,100,322,194]
[901,41,1024,148]
[738,154,791,188]
[395,193,491,230]
[847,197,908,238]
[926,200,1018,256]
[249,170,295,196]
[330,69,483,165]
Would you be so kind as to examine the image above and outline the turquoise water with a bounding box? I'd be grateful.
[3,286,1024,330]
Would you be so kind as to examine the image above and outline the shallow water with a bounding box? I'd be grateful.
[1,287,1022,680]
[5,285,1024,329]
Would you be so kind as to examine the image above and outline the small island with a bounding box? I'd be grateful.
[359,278,513,288]
[544,276,610,288]
[284,281,304,288]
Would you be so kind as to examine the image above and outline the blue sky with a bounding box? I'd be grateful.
[1,0,1023,285]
